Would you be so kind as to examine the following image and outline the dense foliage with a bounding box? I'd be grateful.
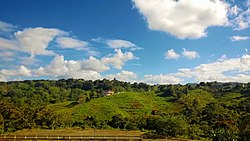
[0,79,250,140]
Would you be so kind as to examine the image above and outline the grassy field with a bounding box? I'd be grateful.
[48,92,176,123]
[6,128,143,136]
[5,128,192,141]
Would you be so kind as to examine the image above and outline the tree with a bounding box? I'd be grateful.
[109,114,127,129]
[238,114,250,141]
[154,115,189,138]
[0,101,23,132]
[0,113,4,134]
[35,108,62,129]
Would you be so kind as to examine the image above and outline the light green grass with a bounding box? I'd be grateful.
[73,92,173,121]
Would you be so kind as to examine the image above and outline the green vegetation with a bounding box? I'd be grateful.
[0,79,250,140]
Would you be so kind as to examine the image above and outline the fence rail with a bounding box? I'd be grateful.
[0,135,142,140]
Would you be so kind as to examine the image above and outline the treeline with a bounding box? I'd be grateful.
[0,79,250,140]
[0,78,156,106]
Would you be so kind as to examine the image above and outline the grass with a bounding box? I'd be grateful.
[73,92,174,121]
[41,92,175,126]
[6,128,143,136]
[5,128,192,141]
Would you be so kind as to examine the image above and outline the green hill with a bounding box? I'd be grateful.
[48,92,175,126]
[1,79,250,140]
[74,92,173,120]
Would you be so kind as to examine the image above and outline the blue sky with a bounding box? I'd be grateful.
[0,0,250,84]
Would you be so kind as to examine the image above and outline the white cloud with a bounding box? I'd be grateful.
[106,39,136,48]
[0,21,16,33]
[182,48,200,59]
[56,37,100,56]
[144,74,182,84]
[34,55,70,77]
[0,48,136,81]
[19,55,40,66]
[106,70,138,82]
[178,54,250,82]
[0,37,19,50]
[0,65,32,77]
[133,0,229,39]
[144,54,250,84]
[230,35,250,41]
[218,54,227,61]
[0,51,15,62]
[81,56,110,72]
[2,54,250,83]
[75,47,100,57]
[232,9,250,30]
[229,5,242,16]
[101,49,136,69]
[93,38,143,51]
[15,27,65,56]
[164,49,180,59]
[0,27,65,57]
[56,37,88,50]
[34,55,103,80]
[0,24,100,66]
[0,75,6,82]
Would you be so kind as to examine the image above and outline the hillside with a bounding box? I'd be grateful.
[73,92,173,120]
[46,92,176,129]
[0,79,250,140]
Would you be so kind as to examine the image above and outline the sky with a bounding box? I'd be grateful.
[0,0,250,84]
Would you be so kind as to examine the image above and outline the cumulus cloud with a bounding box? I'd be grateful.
[0,65,32,77]
[0,49,136,81]
[81,56,110,72]
[164,49,180,59]
[164,48,199,60]
[133,0,229,39]
[230,35,250,41]
[15,27,65,56]
[0,27,65,57]
[32,51,136,80]
[34,55,103,80]
[106,70,138,82]
[178,54,250,82]
[101,49,136,69]
[182,48,200,59]
[143,54,250,84]
[144,74,183,84]
[0,21,16,33]
[0,23,100,66]
[56,37,88,50]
